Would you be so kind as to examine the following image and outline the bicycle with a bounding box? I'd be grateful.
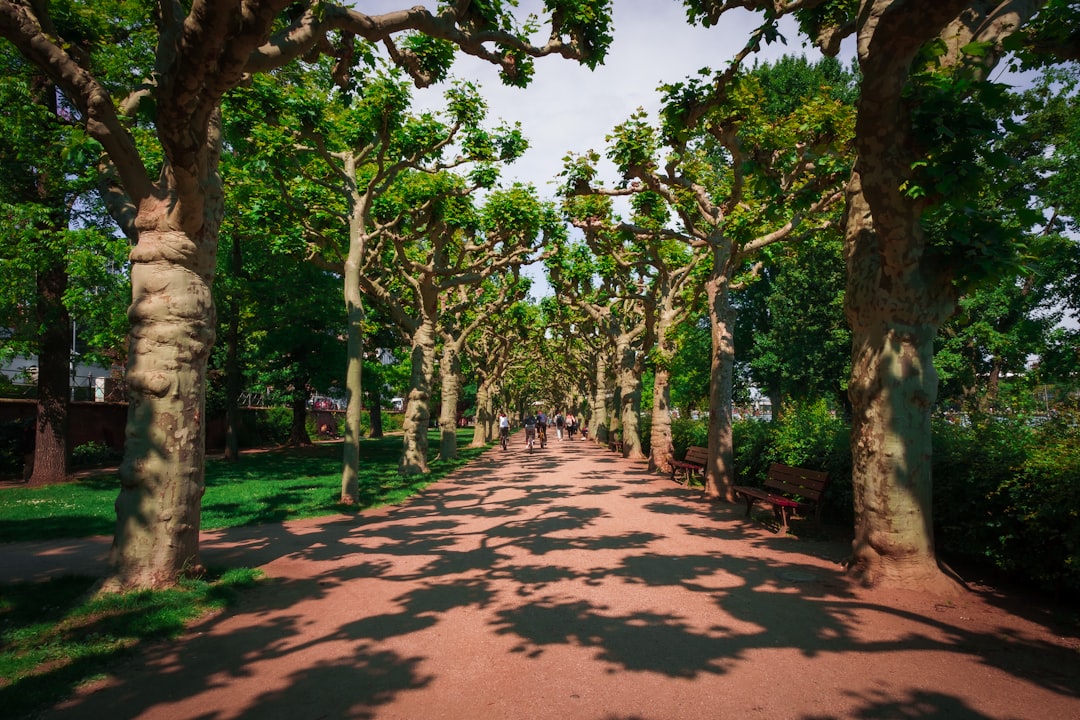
[537,424,547,449]
[525,425,536,452]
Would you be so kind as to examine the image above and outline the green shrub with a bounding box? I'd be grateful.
[932,415,1080,595]
[238,407,291,447]
[70,441,122,469]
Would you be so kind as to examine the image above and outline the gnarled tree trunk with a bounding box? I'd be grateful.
[438,344,462,460]
[108,208,218,591]
[400,317,436,474]
[703,254,736,502]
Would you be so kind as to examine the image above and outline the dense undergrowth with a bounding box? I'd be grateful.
[669,402,1080,597]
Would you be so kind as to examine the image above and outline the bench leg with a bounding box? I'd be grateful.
[741,496,757,518]
[773,505,790,533]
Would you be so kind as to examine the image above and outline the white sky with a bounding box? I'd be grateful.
[363,1,844,295]
[379,1,831,190]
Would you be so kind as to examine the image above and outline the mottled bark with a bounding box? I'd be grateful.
[340,196,365,503]
[340,274,364,503]
[369,385,384,439]
[400,317,436,474]
[438,345,462,460]
[844,169,958,592]
[841,0,989,594]
[703,256,736,502]
[648,299,681,474]
[649,366,674,474]
[471,379,493,446]
[288,381,313,446]
[615,333,645,459]
[592,357,609,444]
[109,217,218,591]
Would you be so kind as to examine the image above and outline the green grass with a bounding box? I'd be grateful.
[0,429,486,718]
[0,430,486,544]
[0,567,261,720]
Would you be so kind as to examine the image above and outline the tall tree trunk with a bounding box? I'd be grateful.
[471,378,492,446]
[649,366,674,474]
[703,258,736,502]
[29,260,69,486]
[108,216,218,592]
[400,319,435,474]
[438,344,461,461]
[592,356,609,444]
[844,169,958,593]
[288,378,312,446]
[616,333,644,459]
[369,384,384,439]
[649,306,677,473]
[839,0,999,594]
[341,265,364,503]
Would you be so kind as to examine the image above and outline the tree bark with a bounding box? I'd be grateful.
[592,356,609,444]
[615,332,645,459]
[703,254,736,502]
[369,384,384,439]
[649,366,674,474]
[841,0,987,594]
[844,168,959,592]
[438,344,462,461]
[29,260,69,485]
[108,217,217,591]
[287,378,312,446]
[340,252,364,503]
[400,318,436,474]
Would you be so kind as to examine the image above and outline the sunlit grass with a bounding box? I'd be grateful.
[0,429,485,718]
[0,430,485,544]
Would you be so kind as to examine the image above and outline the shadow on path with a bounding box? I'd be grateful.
[6,437,1080,720]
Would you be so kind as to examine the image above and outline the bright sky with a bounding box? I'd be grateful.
[363,1,845,295]
[384,1,833,189]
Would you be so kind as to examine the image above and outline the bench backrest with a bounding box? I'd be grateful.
[684,446,709,465]
[765,463,829,501]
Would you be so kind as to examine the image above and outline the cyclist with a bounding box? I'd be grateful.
[536,410,548,448]
[498,411,510,450]
[522,411,537,452]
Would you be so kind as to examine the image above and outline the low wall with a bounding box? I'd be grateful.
[0,400,271,453]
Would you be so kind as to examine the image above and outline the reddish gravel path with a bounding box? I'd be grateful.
[4,435,1079,720]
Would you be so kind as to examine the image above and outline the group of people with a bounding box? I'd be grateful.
[496,408,587,450]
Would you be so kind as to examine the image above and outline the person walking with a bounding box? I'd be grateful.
[522,411,537,451]
[554,411,565,441]
[498,411,510,450]
[566,412,577,440]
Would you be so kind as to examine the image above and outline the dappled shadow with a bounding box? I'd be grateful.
[26,438,1080,719]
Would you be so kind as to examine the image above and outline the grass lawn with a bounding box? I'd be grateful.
[0,429,488,718]
[0,429,486,544]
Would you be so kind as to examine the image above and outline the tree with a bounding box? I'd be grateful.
[565,55,852,497]
[561,179,699,470]
[437,270,531,460]
[691,0,1066,590]
[0,0,613,591]
[547,227,652,459]
[356,174,552,473]
[0,44,125,485]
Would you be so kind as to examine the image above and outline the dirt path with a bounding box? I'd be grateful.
[7,436,1080,719]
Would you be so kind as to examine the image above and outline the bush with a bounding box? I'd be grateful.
[933,414,1080,595]
[70,441,122,469]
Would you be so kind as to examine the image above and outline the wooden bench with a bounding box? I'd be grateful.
[733,463,830,532]
[670,445,708,485]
